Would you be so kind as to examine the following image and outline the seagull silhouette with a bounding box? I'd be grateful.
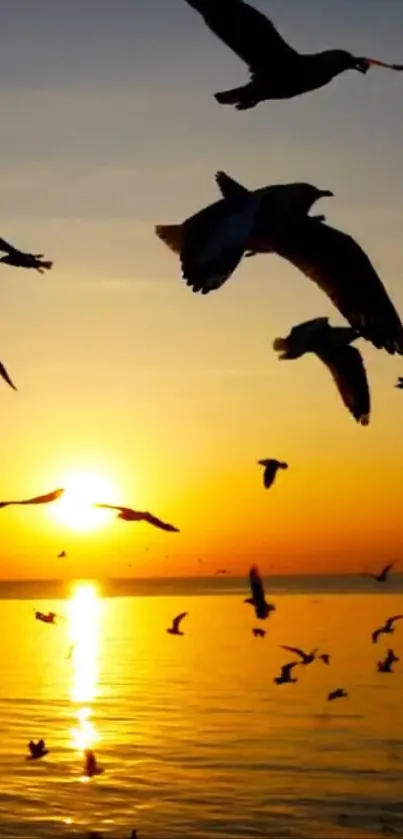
[327,688,348,701]
[84,750,104,777]
[167,612,187,635]
[34,610,58,625]
[58,550,67,558]
[94,504,179,532]
[372,616,403,644]
[280,645,318,665]
[377,649,399,673]
[273,317,370,424]
[183,0,403,110]
[27,739,48,760]
[244,565,275,620]
[0,236,52,273]
[0,488,64,508]
[252,628,266,638]
[395,377,403,389]
[258,458,288,490]
[363,561,396,583]
[274,662,299,685]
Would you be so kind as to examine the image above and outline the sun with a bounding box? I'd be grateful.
[51,470,118,532]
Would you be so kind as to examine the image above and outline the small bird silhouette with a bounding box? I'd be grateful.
[27,739,48,760]
[244,565,275,620]
[252,628,266,638]
[0,488,64,509]
[84,749,103,777]
[274,662,299,685]
[395,377,403,389]
[363,561,396,583]
[377,649,399,673]
[34,610,58,625]
[215,569,228,575]
[0,236,52,273]
[58,550,67,558]
[327,688,348,702]
[258,459,288,490]
[94,504,179,532]
[280,645,318,665]
[167,612,187,635]
[183,0,403,110]
[372,616,403,644]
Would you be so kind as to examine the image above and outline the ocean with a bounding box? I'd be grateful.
[0,575,402,838]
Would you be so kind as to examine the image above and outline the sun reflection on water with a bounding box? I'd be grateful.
[67,582,101,757]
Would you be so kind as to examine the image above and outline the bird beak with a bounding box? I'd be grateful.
[319,190,333,198]
[354,57,371,74]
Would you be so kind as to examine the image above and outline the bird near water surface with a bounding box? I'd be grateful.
[274,662,299,685]
[245,564,275,620]
[363,561,397,583]
[94,504,179,532]
[183,0,403,110]
[372,616,403,644]
[280,645,318,665]
[327,689,348,702]
[26,739,48,760]
[167,612,188,635]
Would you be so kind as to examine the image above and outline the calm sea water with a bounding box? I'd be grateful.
[0,576,402,838]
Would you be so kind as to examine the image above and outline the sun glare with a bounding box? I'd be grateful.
[68,582,101,754]
[52,470,117,532]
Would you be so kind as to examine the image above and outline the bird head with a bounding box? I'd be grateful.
[272,336,291,359]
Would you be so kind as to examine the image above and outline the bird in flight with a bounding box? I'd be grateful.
[258,458,288,490]
[183,0,403,111]
[27,739,48,760]
[94,504,179,532]
[0,236,52,273]
[0,488,64,508]
[0,358,17,391]
[84,749,104,778]
[327,688,348,702]
[35,610,58,625]
[215,569,228,575]
[377,649,399,673]
[273,317,370,425]
[167,612,188,636]
[274,662,299,685]
[244,565,275,620]
[395,377,403,389]
[58,550,67,559]
[363,561,396,583]
[372,616,403,644]
[252,628,266,638]
[280,645,318,665]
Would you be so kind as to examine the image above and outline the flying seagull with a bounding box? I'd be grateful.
[252,627,266,638]
[0,488,64,509]
[274,662,299,685]
[273,317,370,425]
[35,610,58,625]
[258,458,288,490]
[244,564,275,620]
[372,615,403,644]
[377,649,399,673]
[94,504,179,532]
[327,688,348,701]
[395,377,403,389]
[27,739,48,760]
[183,0,403,111]
[167,612,187,635]
[280,645,318,665]
[0,236,52,273]
[363,561,396,583]
[58,550,67,559]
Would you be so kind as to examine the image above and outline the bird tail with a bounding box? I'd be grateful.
[39,260,53,270]
[155,224,183,254]
[279,462,288,470]
[214,85,250,105]
[273,337,287,352]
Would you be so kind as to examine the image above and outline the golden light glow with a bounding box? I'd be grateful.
[68,582,101,756]
[52,470,117,532]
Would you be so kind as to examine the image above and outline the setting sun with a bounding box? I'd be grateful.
[51,470,118,532]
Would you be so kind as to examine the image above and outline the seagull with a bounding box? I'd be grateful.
[377,649,399,673]
[244,565,275,620]
[0,488,64,508]
[258,458,288,490]
[273,317,370,425]
[252,628,266,638]
[395,377,403,389]
[274,662,299,685]
[0,359,17,391]
[167,612,187,635]
[94,504,179,532]
[372,616,403,644]
[363,561,396,583]
[280,645,318,665]
[35,610,58,625]
[0,236,52,273]
[58,550,67,558]
[183,0,403,111]
[27,739,48,760]
[327,688,348,702]
[84,750,104,777]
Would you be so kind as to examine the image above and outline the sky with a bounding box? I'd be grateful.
[0,0,403,579]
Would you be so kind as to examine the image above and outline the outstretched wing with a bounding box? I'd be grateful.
[249,564,265,602]
[263,461,276,489]
[387,615,403,629]
[274,219,403,355]
[18,488,65,506]
[142,512,179,532]
[215,171,250,201]
[183,0,298,73]
[372,627,382,644]
[382,561,395,576]
[281,662,298,678]
[173,611,187,631]
[94,503,127,514]
[315,343,370,425]
[281,645,304,659]
[0,237,18,254]
[0,359,17,391]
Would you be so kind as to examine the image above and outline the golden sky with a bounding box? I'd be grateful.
[0,0,403,578]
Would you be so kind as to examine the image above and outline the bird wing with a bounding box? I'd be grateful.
[372,628,382,644]
[280,645,304,659]
[214,171,250,201]
[0,237,18,254]
[94,503,126,513]
[274,219,403,354]
[383,562,395,575]
[315,343,370,425]
[172,611,187,631]
[180,192,262,294]
[183,0,298,73]
[142,511,179,532]
[388,615,403,629]
[263,461,277,488]
[16,488,65,506]
[0,360,17,391]
[249,564,265,603]
[281,662,298,677]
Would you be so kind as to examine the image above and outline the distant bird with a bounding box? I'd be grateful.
[95,504,179,532]
[0,488,64,508]
[84,749,103,777]
[0,358,17,391]
[274,662,299,685]
[327,688,348,702]
[377,650,399,673]
[252,628,266,638]
[66,643,76,660]
[363,561,396,583]
[215,569,228,575]
[183,0,403,111]
[280,645,318,665]
[245,565,275,620]
[395,377,403,389]
[35,610,58,625]
[27,739,48,760]
[58,550,67,558]
[258,458,288,490]
[318,653,331,665]
[167,612,187,636]
[372,616,403,644]
[273,317,370,425]
[0,236,52,273]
